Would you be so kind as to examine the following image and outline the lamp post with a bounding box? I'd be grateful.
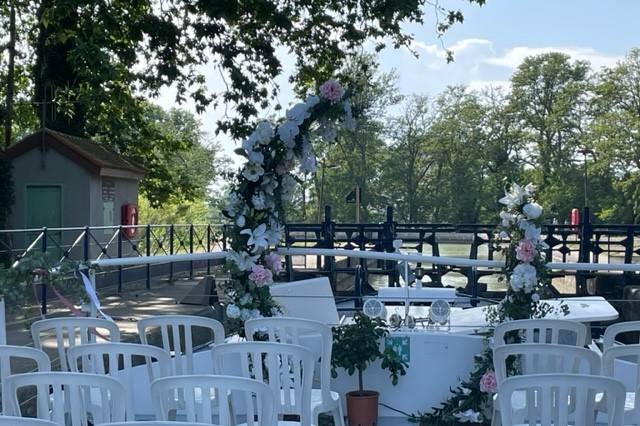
[578,147,595,208]
[317,161,338,223]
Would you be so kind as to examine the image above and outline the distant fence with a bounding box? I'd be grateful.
[2,206,640,301]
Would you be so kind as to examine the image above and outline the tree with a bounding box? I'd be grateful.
[385,95,437,222]
[509,53,590,218]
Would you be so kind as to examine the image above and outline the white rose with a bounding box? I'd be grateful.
[305,94,320,108]
[286,103,311,125]
[523,202,543,220]
[253,121,273,144]
[510,263,537,293]
[226,304,241,319]
[236,215,246,227]
[277,121,299,148]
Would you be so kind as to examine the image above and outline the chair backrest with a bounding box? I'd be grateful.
[498,374,625,426]
[151,374,276,425]
[245,316,332,404]
[0,345,51,415]
[494,319,587,347]
[493,343,601,386]
[103,422,212,426]
[603,321,640,349]
[4,372,127,426]
[211,341,315,425]
[137,315,225,375]
[31,317,121,371]
[67,342,172,415]
[0,417,58,426]
[602,344,640,420]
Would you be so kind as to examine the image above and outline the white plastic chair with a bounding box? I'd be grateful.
[4,372,128,425]
[602,344,640,425]
[103,422,212,426]
[498,374,625,426]
[245,317,345,426]
[0,345,51,415]
[67,342,172,416]
[491,342,600,426]
[151,375,276,425]
[211,342,315,426]
[31,317,121,371]
[494,319,587,347]
[603,321,640,349]
[0,417,58,426]
[137,315,225,375]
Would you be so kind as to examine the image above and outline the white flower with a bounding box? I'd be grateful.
[519,219,542,242]
[281,174,297,201]
[510,263,538,293]
[227,250,259,271]
[225,192,243,216]
[236,215,246,227]
[286,103,311,125]
[531,292,540,302]
[278,121,299,148]
[343,100,357,131]
[242,134,257,153]
[319,120,337,142]
[226,304,241,319]
[523,202,543,220]
[240,308,252,321]
[253,121,274,144]
[499,183,527,208]
[239,293,253,305]
[499,211,515,227]
[250,308,263,320]
[499,231,509,239]
[252,193,267,210]
[300,142,317,173]
[305,94,320,108]
[261,175,279,195]
[242,163,265,182]
[524,183,536,194]
[247,150,264,165]
[240,224,269,253]
[454,409,481,423]
[265,218,283,245]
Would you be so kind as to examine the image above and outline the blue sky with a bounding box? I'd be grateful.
[156,0,640,162]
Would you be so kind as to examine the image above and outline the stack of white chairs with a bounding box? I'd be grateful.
[0,312,347,425]
[492,318,629,426]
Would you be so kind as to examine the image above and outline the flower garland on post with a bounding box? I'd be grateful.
[412,183,568,425]
[222,80,355,336]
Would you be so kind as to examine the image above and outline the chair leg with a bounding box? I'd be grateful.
[491,406,501,426]
[332,401,346,426]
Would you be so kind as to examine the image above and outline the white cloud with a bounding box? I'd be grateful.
[486,46,623,70]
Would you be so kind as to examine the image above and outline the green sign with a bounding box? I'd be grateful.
[385,336,410,363]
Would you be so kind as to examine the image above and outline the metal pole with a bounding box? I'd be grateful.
[206,225,211,276]
[117,226,123,292]
[41,228,47,315]
[169,225,174,281]
[145,224,151,289]
[189,224,194,279]
[355,184,360,224]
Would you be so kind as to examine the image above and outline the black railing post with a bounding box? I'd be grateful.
[206,225,211,275]
[323,206,336,291]
[577,207,592,295]
[189,224,194,279]
[169,225,174,281]
[117,226,123,292]
[384,206,395,286]
[145,224,151,289]
[83,226,90,262]
[41,227,47,314]
[470,267,479,307]
[354,265,364,309]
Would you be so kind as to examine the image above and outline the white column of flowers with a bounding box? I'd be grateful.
[222,80,355,335]
[415,183,568,424]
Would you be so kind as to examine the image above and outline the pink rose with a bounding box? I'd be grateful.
[479,369,497,394]
[249,264,273,287]
[515,239,537,263]
[319,79,344,103]
[265,252,283,274]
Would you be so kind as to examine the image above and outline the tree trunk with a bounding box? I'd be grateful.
[4,0,16,149]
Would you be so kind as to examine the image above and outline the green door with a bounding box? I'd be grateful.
[26,185,62,256]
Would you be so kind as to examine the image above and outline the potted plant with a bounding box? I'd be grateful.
[331,312,408,426]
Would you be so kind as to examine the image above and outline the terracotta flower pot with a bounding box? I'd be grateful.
[346,390,379,426]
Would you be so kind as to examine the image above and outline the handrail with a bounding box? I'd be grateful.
[90,251,227,267]
[277,247,640,273]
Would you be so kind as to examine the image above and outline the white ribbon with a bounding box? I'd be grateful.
[80,271,113,321]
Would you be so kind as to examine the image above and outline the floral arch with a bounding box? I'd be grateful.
[222,80,354,335]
